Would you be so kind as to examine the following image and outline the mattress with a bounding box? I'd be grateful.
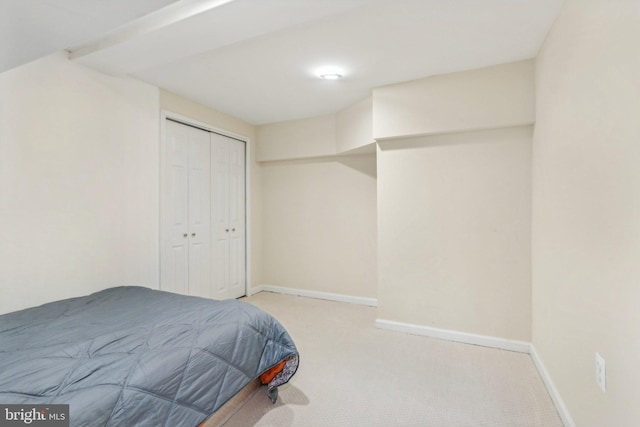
[0,286,298,426]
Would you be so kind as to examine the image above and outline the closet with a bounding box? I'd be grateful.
[161,119,246,300]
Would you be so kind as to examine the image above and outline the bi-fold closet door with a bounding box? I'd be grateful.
[161,119,245,300]
[210,133,246,300]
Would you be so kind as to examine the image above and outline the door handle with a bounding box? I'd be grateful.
[183,233,188,238]
[191,233,196,237]
[232,228,236,232]
[225,229,229,232]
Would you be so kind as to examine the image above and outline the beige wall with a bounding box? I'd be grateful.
[257,114,336,161]
[336,96,373,154]
[0,53,160,314]
[258,101,376,162]
[532,0,640,425]
[373,60,535,140]
[256,101,378,299]
[256,60,534,327]
[377,126,532,341]
[261,155,377,298]
[160,89,255,139]
[159,89,262,287]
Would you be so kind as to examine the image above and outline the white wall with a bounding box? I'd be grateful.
[336,96,373,154]
[0,53,160,314]
[160,89,255,140]
[532,0,640,425]
[373,60,534,140]
[258,100,376,162]
[377,127,532,340]
[256,59,534,328]
[257,114,336,161]
[261,155,377,299]
[255,106,377,299]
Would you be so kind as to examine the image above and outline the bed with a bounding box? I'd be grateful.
[0,286,298,426]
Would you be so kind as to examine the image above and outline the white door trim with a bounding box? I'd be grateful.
[160,110,251,298]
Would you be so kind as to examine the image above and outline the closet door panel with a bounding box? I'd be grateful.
[228,139,246,299]
[162,121,190,295]
[188,242,207,296]
[165,238,188,295]
[228,233,244,298]
[212,238,230,299]
[188,129,211,298]
[211,134,230,299]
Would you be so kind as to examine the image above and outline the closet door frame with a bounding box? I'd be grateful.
[160,110,252,297]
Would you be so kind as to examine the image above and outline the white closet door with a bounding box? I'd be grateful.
[210,133,246,300]
[227,139,246,299]
[211,135,229,300]
[161,121,190,295]
[161,121,211,297]
[187,129,211,298]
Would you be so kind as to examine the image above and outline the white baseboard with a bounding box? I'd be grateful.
[529,345,575,427]
[375,318,574,426]
[250,284,377,307]
[375,318,531,353]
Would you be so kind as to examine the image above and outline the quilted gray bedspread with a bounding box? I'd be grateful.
[0,286,298,426]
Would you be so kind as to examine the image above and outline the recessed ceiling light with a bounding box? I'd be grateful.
[316,67,344,80]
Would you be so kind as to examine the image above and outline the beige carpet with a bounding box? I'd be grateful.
[223,292,563,427]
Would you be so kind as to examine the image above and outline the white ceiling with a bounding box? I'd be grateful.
[0,0,179,73]
[3,0,565,125]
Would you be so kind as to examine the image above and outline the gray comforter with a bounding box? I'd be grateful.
[0,286,298,426]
